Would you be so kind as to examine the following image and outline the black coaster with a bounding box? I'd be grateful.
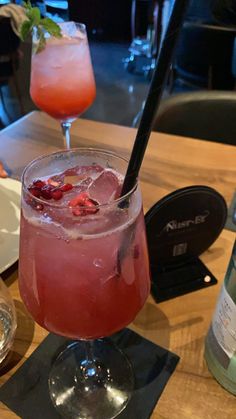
[0,329,179,419]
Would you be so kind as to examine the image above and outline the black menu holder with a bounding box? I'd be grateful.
[145,186,228,303]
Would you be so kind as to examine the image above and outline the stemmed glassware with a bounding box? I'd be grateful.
[19,148,150,418]
[30,22,96,149]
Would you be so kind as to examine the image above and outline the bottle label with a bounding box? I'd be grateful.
[211,284,236,362]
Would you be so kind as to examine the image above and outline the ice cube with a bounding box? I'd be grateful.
[77,165,104,177]
[64,174,89,186]
[59,21,78,38]
[63,165,103,185]
[59,22,87,40]
[88,169,120,204]
[59,182,93,205]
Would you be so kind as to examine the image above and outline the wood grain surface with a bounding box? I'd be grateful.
[0,112,236,418]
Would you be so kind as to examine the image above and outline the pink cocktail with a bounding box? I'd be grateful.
[19,148,150,418]
[30,23,96,148]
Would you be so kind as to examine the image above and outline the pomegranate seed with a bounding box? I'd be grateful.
[33,179,46,189]
[28,186,41,198]
[41,185,53,200]
[51,189,63,201]
[72,207,84,216]
[69,192,89,207]
[60,183,73,192]
[69,193,99,216]
[84,198,99,214]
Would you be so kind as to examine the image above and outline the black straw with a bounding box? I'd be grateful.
[121,0,189,196]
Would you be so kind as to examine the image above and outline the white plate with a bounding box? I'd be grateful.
[0,178,21,274]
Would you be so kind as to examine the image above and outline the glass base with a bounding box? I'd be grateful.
[49,339,134,419]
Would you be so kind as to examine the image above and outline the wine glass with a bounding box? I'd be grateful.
[30,23,96,149]
[19,148,150,418]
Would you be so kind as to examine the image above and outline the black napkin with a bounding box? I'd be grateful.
[0,328,179,419]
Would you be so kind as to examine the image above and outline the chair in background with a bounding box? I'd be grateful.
[0,16,24,121]
[168,21,236,92]
[152,91,236,145]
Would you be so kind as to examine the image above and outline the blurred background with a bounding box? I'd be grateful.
[0,0,236,132]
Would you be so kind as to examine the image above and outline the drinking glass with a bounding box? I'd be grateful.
[19,148,150,419]
[30,23,96,149]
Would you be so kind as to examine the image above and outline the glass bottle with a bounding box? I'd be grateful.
[205,240,236,394]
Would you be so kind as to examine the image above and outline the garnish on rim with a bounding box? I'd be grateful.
[20,1,62,53]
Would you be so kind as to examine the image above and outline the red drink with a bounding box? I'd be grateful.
[19,150,150,340]
[30,22,96,149]
[30,26,96,121]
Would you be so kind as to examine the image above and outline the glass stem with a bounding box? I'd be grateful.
[83,340,98,378]
[61,121,71,149]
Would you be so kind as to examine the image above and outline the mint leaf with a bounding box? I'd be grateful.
[22,1,31,11]
[19,1,62,53]
[40,18,62,38]
[23,0,33,19]
[23,1,31,8]
[31,7,41,25]
[20,19,32,41]
[36,27,46,53]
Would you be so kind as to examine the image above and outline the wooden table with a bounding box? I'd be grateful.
[0,111,236,418]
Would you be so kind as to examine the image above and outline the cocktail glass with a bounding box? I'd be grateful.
[30,23,96,149]
[19,148,150,418]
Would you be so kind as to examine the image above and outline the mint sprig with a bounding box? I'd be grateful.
[20,1,62,53]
